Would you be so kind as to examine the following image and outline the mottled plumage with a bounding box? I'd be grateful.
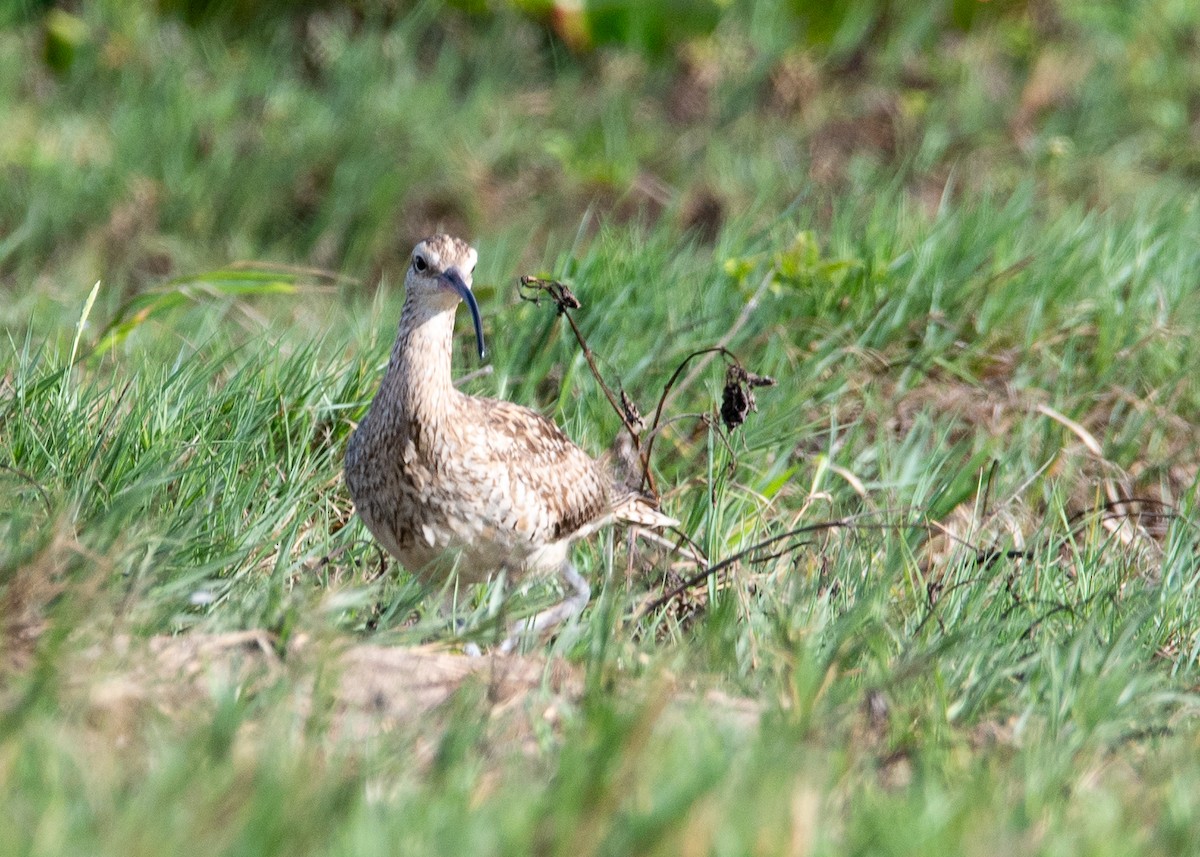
[345,234,676,650]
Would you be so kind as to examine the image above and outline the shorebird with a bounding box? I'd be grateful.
[345,234,677,651]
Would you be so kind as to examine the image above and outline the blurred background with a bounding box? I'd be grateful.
[4,0,1199,328]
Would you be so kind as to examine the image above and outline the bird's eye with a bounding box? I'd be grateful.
[413,255,428,273]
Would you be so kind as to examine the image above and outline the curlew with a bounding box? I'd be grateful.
[345,234,677,651]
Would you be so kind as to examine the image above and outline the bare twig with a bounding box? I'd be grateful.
[0,463,53,515]
[641,493,1189,623]
[637,513,907,618]
[519,274,775,502]
[629,526,708,566]
[520,275,660,497]
[662,264,777,411]
[640,346,739,491]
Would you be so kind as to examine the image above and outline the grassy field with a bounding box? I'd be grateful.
[3,1,1200,854]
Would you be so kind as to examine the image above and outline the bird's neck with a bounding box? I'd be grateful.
[380,296,464,425]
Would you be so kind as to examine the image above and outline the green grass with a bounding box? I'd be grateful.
[4,1,1200,855]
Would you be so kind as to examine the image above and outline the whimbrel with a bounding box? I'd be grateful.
[345,234,677,651]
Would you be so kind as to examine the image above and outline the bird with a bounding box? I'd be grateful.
[345,234,677,652]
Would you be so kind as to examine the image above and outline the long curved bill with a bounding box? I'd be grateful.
[440,268,486,360]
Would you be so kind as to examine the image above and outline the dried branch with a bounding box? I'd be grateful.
[519,275,658,497]
[661,264,777,411]
[719,364,777,432]
[640,495,1190,623]
[639,346,737,492]
[519,275,777,502]
[0,463,53,515]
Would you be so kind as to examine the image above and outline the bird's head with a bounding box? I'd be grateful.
[405,234,485,359]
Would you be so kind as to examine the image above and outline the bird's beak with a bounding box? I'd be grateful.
[440,267,486,360]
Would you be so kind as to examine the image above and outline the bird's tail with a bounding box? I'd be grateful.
[611,493,679,529]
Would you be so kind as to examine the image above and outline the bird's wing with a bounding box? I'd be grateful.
[474,399,612,540]
[609,492,679,529]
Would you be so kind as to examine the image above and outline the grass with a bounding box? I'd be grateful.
[4,1,1200,854]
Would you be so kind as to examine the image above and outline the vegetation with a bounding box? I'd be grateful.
[2,1,1199,854]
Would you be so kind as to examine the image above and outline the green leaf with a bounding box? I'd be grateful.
[92,269,300,356]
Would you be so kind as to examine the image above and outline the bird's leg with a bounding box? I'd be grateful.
[498,561,591,654]
[449,566,507,657]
